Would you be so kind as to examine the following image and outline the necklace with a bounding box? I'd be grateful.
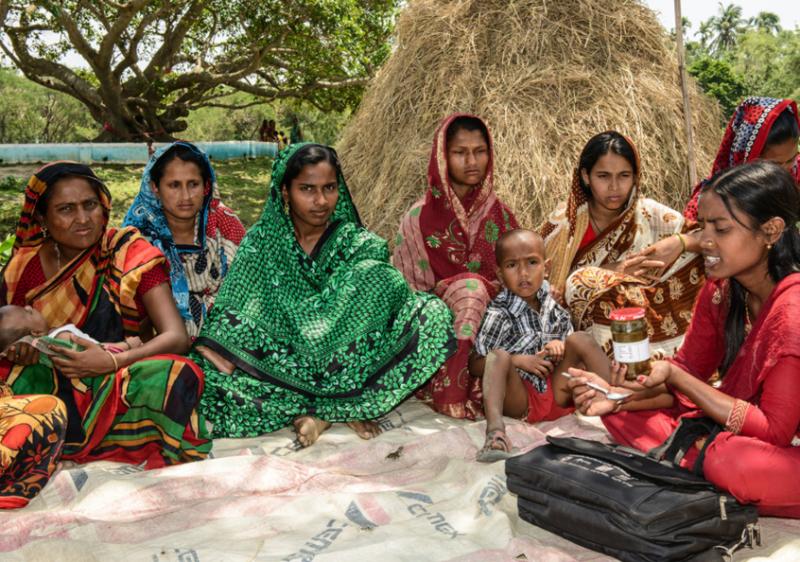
[588,210,601,234]
[744,292,752,335]
[53,241,62,271]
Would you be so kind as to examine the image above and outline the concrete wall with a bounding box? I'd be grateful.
[0,141,278,164]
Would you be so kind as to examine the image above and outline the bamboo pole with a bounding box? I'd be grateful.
[674,0,698,187]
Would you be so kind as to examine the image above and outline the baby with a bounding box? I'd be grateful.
[0,305,120,366]
[469,229,610,462]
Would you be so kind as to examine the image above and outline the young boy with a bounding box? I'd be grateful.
[469,229,610,462]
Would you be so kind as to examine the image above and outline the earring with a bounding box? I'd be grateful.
[283,198,289,215]
[767,243,773,250]
[41,225,48,238]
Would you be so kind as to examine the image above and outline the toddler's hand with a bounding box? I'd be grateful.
[513,350,554,379]
[544,340,565,363]
[549,286,565,306]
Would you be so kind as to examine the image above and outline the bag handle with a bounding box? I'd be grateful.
[647,416,723,476]
[545,435,713,488]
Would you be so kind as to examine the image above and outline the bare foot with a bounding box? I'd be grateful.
[347,420,381,440]
[293,416,332,447]
[196,345,235,375]
[476,424,513,463]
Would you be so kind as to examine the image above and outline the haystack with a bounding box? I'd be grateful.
[337,0,722,240]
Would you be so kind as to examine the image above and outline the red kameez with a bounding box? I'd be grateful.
[603,274,800,517]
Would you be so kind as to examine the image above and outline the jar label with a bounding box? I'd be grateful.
[613,339,650,363]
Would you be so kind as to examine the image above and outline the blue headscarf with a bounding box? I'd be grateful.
[123,141,224,322]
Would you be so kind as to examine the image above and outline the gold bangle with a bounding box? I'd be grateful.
[675,233,686,253]
[104,349,119,372]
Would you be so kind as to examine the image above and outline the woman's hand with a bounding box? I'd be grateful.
[608,360,628,387]
[196,345,236,375]
[639,235,686,272]
[3,342,40,366]
[50,336,117,378]
[608,246,665,281]
[549,285,565,306]
[619,360,673,391]
[567,367,630,416]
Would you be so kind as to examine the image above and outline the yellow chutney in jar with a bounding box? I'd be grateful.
[609,307,650,380]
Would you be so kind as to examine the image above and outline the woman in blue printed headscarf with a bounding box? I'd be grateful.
[124,142,246,338]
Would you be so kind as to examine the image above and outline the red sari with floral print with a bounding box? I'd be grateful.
[394,114,518,419]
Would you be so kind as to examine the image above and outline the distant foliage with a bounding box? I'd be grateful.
[687,57,746,117]
[0,0,398,141]
[732,30,800,100]
[682,6,800,119]
[183,96,350,145]
[0,68,95,143]
[0,234,14,266]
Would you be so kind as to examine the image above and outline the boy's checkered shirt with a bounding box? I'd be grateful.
[474,280,573,392]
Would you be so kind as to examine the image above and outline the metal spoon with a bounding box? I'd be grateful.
[560,372,631,401]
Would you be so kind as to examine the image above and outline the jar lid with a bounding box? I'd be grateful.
[610,307,646,321]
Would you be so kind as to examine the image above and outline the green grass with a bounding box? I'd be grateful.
[0,158,273,237]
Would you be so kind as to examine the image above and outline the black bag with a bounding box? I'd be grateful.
[506,419,760,562]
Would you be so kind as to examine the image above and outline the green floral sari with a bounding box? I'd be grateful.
[193,144,455,437]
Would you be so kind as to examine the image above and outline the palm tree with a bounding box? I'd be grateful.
[670,16,691,42]
[708,3,746,55]
[697,20,714,50]
[749,11,781,34]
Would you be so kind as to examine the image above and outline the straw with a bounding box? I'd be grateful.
[337,0,722,241]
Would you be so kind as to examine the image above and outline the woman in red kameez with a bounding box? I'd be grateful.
[393,114,518,419]
[568,160,800,517]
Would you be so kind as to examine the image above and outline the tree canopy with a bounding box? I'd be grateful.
[683,5,800,120]
[0,0,397,141]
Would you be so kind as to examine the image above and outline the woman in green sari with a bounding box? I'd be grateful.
[193,144,455,446]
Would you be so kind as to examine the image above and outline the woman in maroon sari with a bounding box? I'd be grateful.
[568,161,800,517]
[394,114,518,419]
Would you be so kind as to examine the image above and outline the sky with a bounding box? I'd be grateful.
[642,1,800,36]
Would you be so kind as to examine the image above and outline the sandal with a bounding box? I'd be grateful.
[476,428,515,463]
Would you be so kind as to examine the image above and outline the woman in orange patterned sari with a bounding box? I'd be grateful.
[0,162,209,469]
[394,114,518,419]
[541,131,704,358]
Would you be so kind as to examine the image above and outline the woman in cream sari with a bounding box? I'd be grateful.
[541,131,704,357]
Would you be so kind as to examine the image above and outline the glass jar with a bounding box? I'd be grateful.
[610,307,650,380]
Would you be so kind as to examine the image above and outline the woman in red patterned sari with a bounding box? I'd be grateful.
[394,114,518,419]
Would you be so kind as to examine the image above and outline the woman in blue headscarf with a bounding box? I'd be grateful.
[124,142,246,338]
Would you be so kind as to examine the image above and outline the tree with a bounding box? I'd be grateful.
[732,29,800,100]
[749,11,781,34]
[696,20,714,51]
[0,66,94,143]
[687,55,746,116]
[0,1,397,141]
[670,16,691,42]
[708,3,746,56]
